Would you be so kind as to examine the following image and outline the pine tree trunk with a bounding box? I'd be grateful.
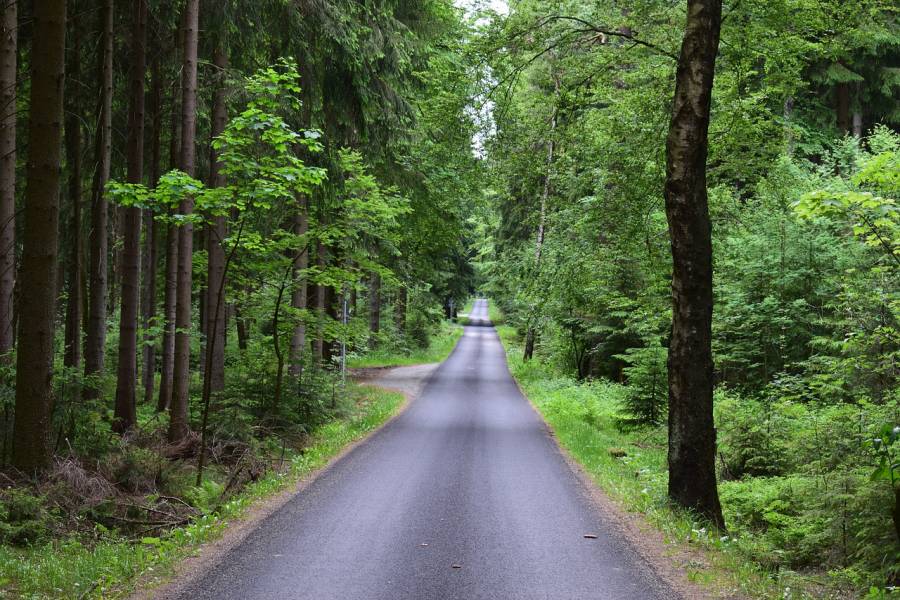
[395,284,407,336]
[204,47,227,395]
[157,223,177,411]
[168,0,199,443]
[0,0,16,360]
[12,0,66,473]
[663,0,725,528]
[63,3,81,371]
[113,0,146,433]
[289,196,308,378]
[84,0,113,400]
[836,81,850,134]
[142,30,162,404]
[313,240,326,363]
[157,52,181,413]
[369,273,381,337]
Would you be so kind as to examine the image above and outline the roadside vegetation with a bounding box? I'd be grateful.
[479,0,899,595]
[0,384,403,598]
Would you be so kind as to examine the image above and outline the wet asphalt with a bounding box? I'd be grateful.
[176,299,669,600]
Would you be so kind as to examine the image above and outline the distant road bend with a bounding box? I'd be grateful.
[177,299,669,599]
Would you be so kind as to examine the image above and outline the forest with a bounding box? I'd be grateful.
[0,0,897,598]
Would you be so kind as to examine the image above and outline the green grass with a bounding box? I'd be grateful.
[347,321,462,368]
[494,324,797,600]
[0,385,404,599]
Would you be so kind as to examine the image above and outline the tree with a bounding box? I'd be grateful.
[204,47,228,396]
[12,0,67,473]
[0,0,15,361]
[113,0,147,433]
[84,0,114,400]
[663,0,725,527]
[168,0,200,443]
[63,1,82,372]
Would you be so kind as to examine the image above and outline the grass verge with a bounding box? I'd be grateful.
[347,321,462,368]
[495,323,837,600]
[0,384,403,599]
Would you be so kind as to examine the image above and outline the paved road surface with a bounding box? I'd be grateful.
[177,299,669,599]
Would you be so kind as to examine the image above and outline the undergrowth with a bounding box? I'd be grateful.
[0,384,403,599]
[496,323,899,600]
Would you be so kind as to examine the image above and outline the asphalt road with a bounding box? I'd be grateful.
[177,299,669,599]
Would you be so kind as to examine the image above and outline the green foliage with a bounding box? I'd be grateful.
[0,490,53,548]
[615,344,668,430]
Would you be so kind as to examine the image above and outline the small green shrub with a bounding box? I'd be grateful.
[0,489,53,547]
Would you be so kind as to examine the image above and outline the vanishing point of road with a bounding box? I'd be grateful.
[176,299,669,600]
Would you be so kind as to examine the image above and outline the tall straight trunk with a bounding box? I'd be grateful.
[12,0,66,473]
[0,0,16,359]
[63,3,81,370]
[836,81,850,134]
[157,56,181,413]
[142,30,162,403]
[113,0,146,433]
[289,195,308,378]
[395,284,407,336]
[168,0,199,443]
[204,47,227,395]
[312,239,326,362]
[524,75,559,362]
[84,0,113,400]
[369,273,380,336]
[663,0,725,528]
[158,223,177,411]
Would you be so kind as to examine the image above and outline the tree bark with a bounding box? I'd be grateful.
[312,239,325,362]
[395,284,407,336]
[663,0,725,528]
[204,47,227,395]
[289,196,309,378]
[84,0,113,400]
[524,74,559,362]
[0,0,16,360]
[157,223,177,411]
[142,26,162,404]
[836,81,850,134]
[63,2,81,371]
[157,48,181,413]
[113,0,147,433]
[369,273,380,337]
[168,0,199,443]
[12,0,66,473]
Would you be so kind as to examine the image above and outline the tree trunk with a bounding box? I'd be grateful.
[63,3,81,371]
[852,111,863,139]
[168,0,199,443]
[289,196,308,378]
[0,0,16,360]
[836,81,850,134]
[313,239,325,362]
[204,47,227,395]
[395,284,407,336]
[524,74,559,362]
[12,0,66,473]
[663,0,725,528]
[142,28,162,404]
[113,0,146,433]
[157,52,181,413]
[369,273,380,337]
[84,0,113,400]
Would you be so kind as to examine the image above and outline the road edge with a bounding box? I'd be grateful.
[130,365,439,600]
